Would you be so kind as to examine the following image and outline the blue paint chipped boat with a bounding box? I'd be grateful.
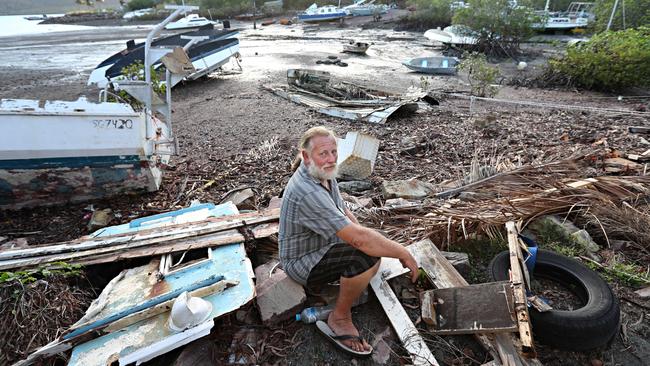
[67,201,255,366]
[0,97,173,210]
[16,201,256,366]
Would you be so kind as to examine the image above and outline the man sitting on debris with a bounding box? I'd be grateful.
[279,126,419,356]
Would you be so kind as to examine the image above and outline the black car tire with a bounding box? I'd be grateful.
[489,249,620,350]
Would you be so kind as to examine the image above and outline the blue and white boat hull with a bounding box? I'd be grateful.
[0,98,171,210]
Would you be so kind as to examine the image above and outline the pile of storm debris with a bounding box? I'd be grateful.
[2,68,650,364]
[263,69,438,124]
[2,138,649,365]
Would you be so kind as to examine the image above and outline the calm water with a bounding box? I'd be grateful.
[0,15,153,72]
[0,14,90,37]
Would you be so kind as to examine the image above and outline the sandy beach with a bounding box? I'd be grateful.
[1,11,649,366]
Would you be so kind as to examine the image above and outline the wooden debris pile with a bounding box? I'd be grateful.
[0,208,280,271]
[358,155,650,247]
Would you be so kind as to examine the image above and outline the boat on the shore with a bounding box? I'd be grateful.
[23,14,48,21]
[423,25,477,46]
[343,0,388,17]
[532,1,595,30]
[88,24,239,88]
[402,56,459,75]
[122,8,155,20]
[298,4,348,22]
[343,40,370,54]
[0,6,202,210]
[0,97,173,210]
[165,13,216,29]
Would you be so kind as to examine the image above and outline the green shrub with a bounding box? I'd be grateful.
[404,0,453,31]
[200,0,254,17]
[127,0,156,11]
[110,61,166,108]
[458,53,500,97]
[453,0,538,56]
[549,26,650,91]
[0,262,83,285]
[592,0,650,32]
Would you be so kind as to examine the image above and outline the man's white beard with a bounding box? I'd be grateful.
[307,163,338,181]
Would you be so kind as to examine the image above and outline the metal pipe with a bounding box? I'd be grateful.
[166,67,177,155]
[607,0,619,31]
[144,5,196,140]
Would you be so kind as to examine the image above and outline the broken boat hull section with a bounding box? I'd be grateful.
[0,98,170,210]
[68,202,255,366]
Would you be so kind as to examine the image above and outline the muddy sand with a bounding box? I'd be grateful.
[1,14,649,366]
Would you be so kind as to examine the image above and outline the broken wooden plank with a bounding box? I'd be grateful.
[505,222,535,353]
[408,239,538,366]
[0,208,279,261]
[421,289,437,326]
[0,223,277,270]
[370,263,439,366]
[422,281,517,335]
[603,157,642,173]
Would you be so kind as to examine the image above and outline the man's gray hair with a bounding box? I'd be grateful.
[291,126,337,171]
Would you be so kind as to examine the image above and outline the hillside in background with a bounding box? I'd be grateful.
[0,0,123,15]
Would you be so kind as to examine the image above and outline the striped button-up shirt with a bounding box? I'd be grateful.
[279,163,351,285]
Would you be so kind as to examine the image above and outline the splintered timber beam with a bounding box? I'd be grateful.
[505,222,535,354]
[370,258,439,366]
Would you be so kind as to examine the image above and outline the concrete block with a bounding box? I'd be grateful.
[381,179,435,199]
[336,131,380,180]
[338,180,372,194]
[254,259,280,285]
[255,268,306,324]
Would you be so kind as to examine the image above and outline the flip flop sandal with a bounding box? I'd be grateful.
[316,320,373,357]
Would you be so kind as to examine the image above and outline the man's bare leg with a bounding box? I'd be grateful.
[327,259,381,352]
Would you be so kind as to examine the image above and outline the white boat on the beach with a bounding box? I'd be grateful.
[0,6,202,210]
[0,97,173,210]
[533,1,595,30]
[88,25,239,88]
[423,25,477,46]
[343,40,370,54]
[298,4,348,22]
[402,56,459,75]
[122,8,155,20]
[343,0,388,17]
[23,14,48,21]
[165,13,216,29]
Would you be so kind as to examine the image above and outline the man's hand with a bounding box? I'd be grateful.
[399,252,419,283]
